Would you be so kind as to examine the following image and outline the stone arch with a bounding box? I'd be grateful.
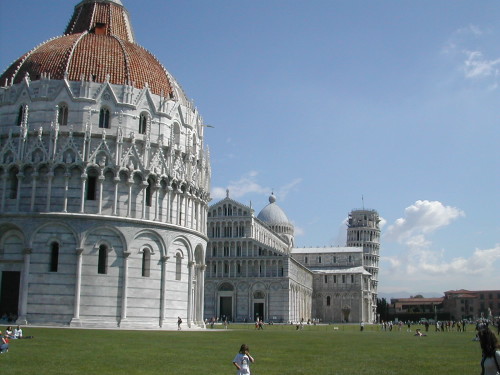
[29,220,79,249]
[194,243,204,265]
[168,235,193,262]
[218,282,234,291]
[82,225,127,255]
[131,229,166,257]
[0,224,26,258]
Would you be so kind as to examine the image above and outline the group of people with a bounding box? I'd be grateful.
[1,325,24,354]
[255,319,264,330]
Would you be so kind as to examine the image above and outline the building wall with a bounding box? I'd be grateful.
[0,216,207,328]
[204,198,312,323]
[0,76,210,329]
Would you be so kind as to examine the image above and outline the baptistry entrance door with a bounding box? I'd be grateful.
[0,271,20,317]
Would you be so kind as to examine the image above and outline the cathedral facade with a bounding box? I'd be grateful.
[205,195,380,324]
[0,0,210,329]
[204,193,312,323]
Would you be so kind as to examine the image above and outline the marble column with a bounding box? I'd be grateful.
[16,248,32,324]
[119,251,131,325]
[159,255,169,327]
[187,261,194,327]
[70,248,84,326]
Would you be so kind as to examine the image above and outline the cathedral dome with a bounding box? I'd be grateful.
[0,0,184,100]
[257,194,291,225]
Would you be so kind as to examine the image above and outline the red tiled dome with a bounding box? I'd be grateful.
[0,0,176,97]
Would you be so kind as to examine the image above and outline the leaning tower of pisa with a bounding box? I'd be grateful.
[346,209,381,322]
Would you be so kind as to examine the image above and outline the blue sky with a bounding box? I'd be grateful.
[1,0,499,295]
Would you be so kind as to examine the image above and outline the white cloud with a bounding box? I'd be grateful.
[291,222,305,237]
[442,25,500,89]
[379,200,499,293]
[384,200,464,243]
[211,171,269,200]
[456,24,484,37]
[211,172,302,202]
[276,178,302,200]
[463,50,500,79]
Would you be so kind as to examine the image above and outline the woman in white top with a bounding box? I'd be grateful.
[478,328,500,375]
[233,344,255,375]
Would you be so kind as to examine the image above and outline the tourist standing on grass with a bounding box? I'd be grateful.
[478,328,500,375]
[233,344,255,375]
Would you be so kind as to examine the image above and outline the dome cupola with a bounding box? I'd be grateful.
[257,193,295,248]
[0,0,183,99]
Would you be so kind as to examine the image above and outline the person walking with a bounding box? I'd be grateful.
[177,316,182,331]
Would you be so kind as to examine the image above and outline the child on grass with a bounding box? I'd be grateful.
[233,344,255,375]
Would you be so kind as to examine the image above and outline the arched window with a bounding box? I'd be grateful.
[142,249,151,277]
[98,244,108,274]
[175,253,182,280]
[99,108,110,128]
[192,134,197,154]
[146,178,153,207]
[16,106,23,126]
[173,123,180,146]
[86,170,98,200]
[50,242,59,272]
[326,296,331,306]
[58,103,69,126]
[139,113,148,135]
[8,168,18,199]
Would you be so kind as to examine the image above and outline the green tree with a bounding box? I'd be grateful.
[376,298,389,322]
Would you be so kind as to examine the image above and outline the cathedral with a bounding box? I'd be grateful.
[204,192,380,324]
[0,0,210,329]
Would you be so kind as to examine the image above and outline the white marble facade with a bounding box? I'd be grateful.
[205,194,380,324]
[204,194,313,323]
[0,0,210,329]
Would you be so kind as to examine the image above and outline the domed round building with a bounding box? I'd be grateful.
[0,0,211,328]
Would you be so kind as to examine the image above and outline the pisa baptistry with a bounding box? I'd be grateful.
[0,0,211,329]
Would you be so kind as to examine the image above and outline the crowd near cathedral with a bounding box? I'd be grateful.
[0,0,380,328]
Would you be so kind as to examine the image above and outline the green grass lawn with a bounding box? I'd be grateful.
[0,324,486,375]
